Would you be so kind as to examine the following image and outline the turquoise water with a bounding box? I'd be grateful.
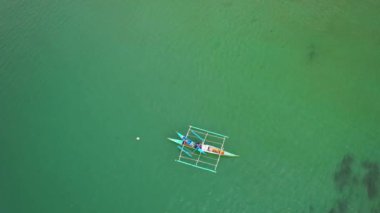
[1,1,380,212]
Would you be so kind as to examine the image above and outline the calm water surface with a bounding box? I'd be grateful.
[1,1,380,212]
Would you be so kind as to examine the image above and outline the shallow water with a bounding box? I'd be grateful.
[1,1,380,212]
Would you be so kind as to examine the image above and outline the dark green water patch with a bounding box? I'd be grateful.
[307,44,317,63]
[362,161,380,200]
[327,154,380,212]
[328,199,348,213]
[334,154,355,192]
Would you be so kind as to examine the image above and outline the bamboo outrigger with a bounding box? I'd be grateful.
[168,125,238,173]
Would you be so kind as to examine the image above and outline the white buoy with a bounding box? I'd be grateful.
[136,137,140,141]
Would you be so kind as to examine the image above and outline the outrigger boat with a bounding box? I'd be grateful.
[168,125,238,173]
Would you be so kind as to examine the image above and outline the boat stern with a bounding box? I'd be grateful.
[223,151,239,157]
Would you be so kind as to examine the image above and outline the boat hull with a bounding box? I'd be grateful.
[168,138,238,157]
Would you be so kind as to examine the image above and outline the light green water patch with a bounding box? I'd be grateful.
[1,0,380,212]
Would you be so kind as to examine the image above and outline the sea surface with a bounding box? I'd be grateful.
[1,1,380,212]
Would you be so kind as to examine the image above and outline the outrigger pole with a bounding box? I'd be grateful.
[177,127,192,161]
[214,136,226,171]
[175,159,217,173]
[195,132,208,166]
[174,125,231,173]
[190,125,228,138]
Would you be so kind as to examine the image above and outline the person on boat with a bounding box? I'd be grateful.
[195,143,202,149]
[183,139,192,146]
[182,140,188,145]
